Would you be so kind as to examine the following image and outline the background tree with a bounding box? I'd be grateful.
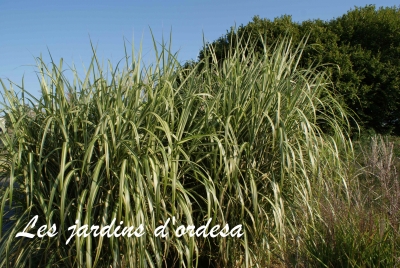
[196,5,400,135]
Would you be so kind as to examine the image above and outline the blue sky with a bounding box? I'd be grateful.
[1,0,399,99]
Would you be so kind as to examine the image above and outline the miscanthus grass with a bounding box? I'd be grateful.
[0,33,358,267]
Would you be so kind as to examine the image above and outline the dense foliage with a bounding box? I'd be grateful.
[0,35,364,267]
[198,5,400,135]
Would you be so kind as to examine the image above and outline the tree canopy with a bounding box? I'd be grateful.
[196,5,400,135]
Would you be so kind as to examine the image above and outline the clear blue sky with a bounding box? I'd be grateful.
[1,0,398,99]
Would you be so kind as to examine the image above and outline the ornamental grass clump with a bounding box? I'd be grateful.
[297,135,400,267]
[0,33,353,267]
